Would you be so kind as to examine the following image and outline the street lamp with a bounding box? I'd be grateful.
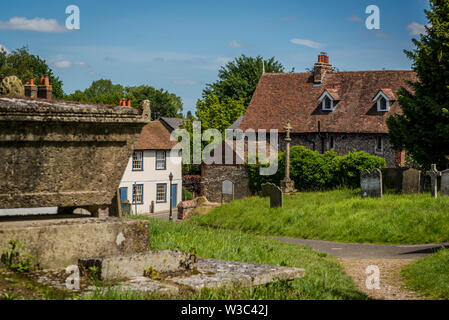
[169,172,173,221]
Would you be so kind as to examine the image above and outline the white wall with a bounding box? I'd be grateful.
[119,149,182,214]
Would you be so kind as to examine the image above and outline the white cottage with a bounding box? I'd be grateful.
[119,119,182,214]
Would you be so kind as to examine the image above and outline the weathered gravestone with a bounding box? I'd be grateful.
[261,183,283,208]
[441,169,449,197]
[402,168,421,194]
[221,180,234,203]
[360,169,383,198]
[427,164,441,198]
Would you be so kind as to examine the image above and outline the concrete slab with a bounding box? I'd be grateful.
[0,217,150,269]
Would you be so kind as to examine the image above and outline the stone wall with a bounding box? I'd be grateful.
[277,133,397,168]
[0,218,150,269]
[201,164,251,203]
[0,97,150,216]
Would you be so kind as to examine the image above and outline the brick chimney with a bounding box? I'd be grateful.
[24,78,37,98]
[37,74,52,99]
[313,52,333,84]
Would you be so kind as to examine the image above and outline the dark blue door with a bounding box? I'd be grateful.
[171,184,177,209]
[119,187,128,203]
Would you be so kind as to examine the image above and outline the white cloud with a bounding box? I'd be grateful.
[229,40,246,48]
[172,79,199,86]
[53,60,86,69]
[290,38,325,50]
[0,17,67,33]
[0,44,9,54]
[407,22,428,36]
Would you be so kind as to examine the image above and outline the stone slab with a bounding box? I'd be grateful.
[79,250,197,280]
[361,169,383,198]
[169,258,305,290]
[0,217,150,269]
[441,170,449,197]
[402,168,421,194]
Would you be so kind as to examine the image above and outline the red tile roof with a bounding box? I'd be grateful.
[134,120,181,150]
[239,70,417,134]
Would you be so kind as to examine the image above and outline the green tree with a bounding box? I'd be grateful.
[0,46,64,98]
[387,0,449,169]
[64,80,183,118]
[204,55,285,107]
[196,94,246,134]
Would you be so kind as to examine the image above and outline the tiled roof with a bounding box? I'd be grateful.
[159,117,184,132]
[228,115,244,130]
[239,70,417,134]
[134,120,181,150]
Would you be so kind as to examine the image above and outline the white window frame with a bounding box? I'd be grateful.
[375,136,384,154]
[373,91,390,112]
[156,183,167,203]
[155,151,166,170]
[132,151,143,171]
[319,91,335,111]
[132,184,144,204]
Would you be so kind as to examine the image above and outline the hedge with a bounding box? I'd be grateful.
[247,146,386,192]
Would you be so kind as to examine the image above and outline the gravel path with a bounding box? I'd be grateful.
[272,237,448,300]
[272,237,449,259]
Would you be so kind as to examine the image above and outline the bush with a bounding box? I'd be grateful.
[1,240,34,273]
[182,187,194,201]
[247,147,386,192]
[246,153,285,194]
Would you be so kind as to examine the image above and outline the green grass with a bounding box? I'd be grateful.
[402,249,449,299]
[190,190,449,244]
[94,217,368,300]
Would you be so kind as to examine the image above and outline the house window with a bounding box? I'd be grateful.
[375,136,383,154]
[156,184,167,203]
[156,151,166,170]
[322,96,333,111]
[132,184,144,204]
[378,97,388,112]
[329,136,335,150]
[132,151,143,171]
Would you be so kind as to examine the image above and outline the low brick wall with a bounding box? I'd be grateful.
[177,200,197,220]
[0,217,150,269]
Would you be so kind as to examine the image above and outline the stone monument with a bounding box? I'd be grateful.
[427,164,441,198]
[280,120,297,194]
[261,183,283,208]
[360,169,383,198]
[402,168,421,194]
[441,169,449,197]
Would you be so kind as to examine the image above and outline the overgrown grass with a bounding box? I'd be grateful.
[190,190,449,244]
[402,249,449,299]
[101,217,368,300]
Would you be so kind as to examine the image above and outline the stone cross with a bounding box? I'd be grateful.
[427,164,441,198]
[280,120,296,194]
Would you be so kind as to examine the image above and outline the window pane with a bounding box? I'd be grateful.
[156,151,166,170]
[133,185,143,204]
[157,184,166,202]
[132,151,143,170]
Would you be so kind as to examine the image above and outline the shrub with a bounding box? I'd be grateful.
[182,187,194,201]
[337,151,387,188]
[1,240,34,273]
[246,147,386,192]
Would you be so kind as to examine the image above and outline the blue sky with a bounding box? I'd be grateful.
[0,0,429,114]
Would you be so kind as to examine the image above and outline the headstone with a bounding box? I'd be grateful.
[402,168,421,194]
[427,164,441,198]
[222,180,233,195]
[261,183,283,208]
[360,169,383,198]
[441,169,449,197]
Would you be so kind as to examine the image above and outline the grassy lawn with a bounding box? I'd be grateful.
[190,190,449,244]
[93,217,368,300]
[402,249,449,299]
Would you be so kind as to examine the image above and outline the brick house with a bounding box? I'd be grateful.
[238,53,417,168]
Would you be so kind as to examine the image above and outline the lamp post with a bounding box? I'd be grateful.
[169,172,173,221]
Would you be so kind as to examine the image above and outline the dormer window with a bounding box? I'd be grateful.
[318,89,339,112]
[323,96,333,111]
[373,89,396,112]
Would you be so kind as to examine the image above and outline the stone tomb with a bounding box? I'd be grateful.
[441,169,449,197]
[261,183,283,208]
[360,169,383,198]
[402,168,421,194]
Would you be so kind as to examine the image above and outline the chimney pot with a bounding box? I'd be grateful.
[40,75,45,85]
[127,99,131,107]
[30,78,34,86]
[37,75,52,99]
[314,52,332,84]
